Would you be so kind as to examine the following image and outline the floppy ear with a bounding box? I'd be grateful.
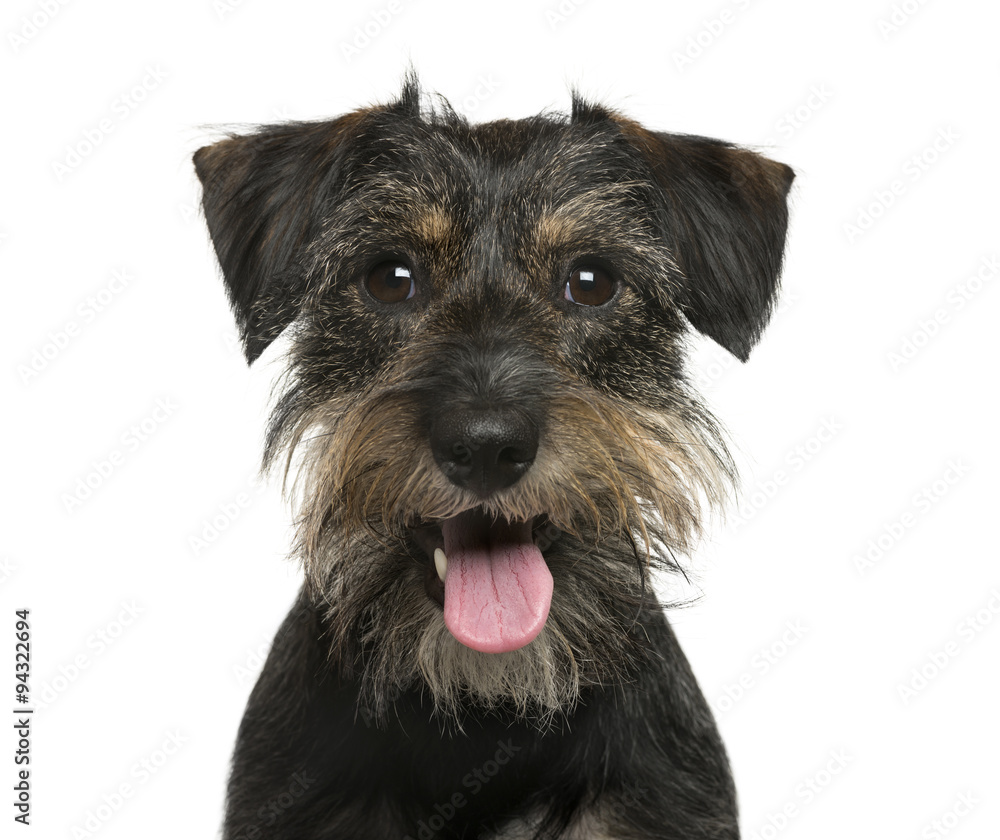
[194,114,369,363]
[619,122,794,361]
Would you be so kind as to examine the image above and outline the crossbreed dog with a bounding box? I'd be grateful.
[195,78,793,839]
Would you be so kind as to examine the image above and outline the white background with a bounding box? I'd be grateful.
[3,0,998,837]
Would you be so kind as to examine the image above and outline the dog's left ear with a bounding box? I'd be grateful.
[617,120,794,361]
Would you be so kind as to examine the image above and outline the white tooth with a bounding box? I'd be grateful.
[434,548,448,583]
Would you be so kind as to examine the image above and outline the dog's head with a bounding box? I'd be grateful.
[195,77,793,722]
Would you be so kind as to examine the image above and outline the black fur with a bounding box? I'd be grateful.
[195,77,793,839]
[224,593,736,840]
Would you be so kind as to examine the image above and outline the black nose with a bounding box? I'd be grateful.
[430,408,539,497]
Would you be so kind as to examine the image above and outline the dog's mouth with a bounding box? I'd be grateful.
[409,510,555,655]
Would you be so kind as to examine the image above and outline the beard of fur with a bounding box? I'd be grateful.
[266,375,733,725]
[322,529,651,728]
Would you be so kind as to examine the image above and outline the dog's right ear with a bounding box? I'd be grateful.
[194,115,363,363]
[194,80,422,364]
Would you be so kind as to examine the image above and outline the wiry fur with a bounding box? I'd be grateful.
[271,374,731,723]
[195,76,794,839]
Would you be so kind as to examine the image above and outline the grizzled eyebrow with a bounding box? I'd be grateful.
[309,194,460,267]
[411,205,457,247]
[533,182,654,251]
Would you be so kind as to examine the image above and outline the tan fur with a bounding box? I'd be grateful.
[267,356,731,721]
[412,204,456,246]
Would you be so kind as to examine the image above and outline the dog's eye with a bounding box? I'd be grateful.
[564,266,615,306]
[366,261,415,303]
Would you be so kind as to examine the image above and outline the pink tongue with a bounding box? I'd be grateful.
[442,510,553,654]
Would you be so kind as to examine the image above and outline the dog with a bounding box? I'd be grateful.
[194,76,793,840]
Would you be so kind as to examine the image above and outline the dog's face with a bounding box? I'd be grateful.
[195,80,792,723]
